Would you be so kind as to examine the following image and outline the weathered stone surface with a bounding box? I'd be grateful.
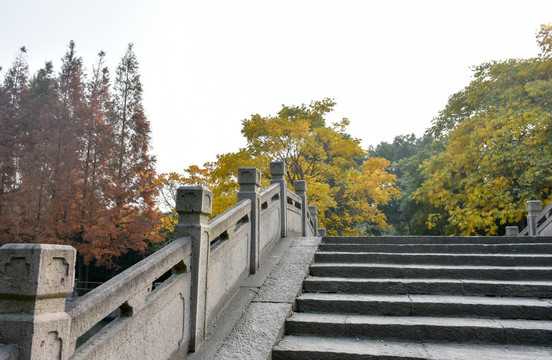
[188,236,320,359]
[0,243,75,301]
[321,235,552,244]
[175,186,212,214]
[314,251,552,266]
[277,235,552,359]
[0,244,76,360]
[286,313,552,344]
[255,238,319,304]
[259,202,280,256]
[309,263,552,280]
[296,292,552,320]
[213,302,291,359]
[70,273,191,360]
[274,336,552,360]
[206,227,250,326]
[0,344,18,360]
[319,242,552,253]
[273,335,429,360]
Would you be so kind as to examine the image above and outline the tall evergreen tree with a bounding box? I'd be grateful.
[91,43,162,265]
[10,60,59,241]
[42,41,88,243]
[0,47,29,231]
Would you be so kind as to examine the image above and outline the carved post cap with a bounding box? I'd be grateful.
[318,228,327,236]
[175,186,212,214]
[270,161,286,177]
[0,243,75,299]
[308,205,318,216]
[505,226,520,236]
[294,180,307,194]
[527,200,543,213]
[238,167,261,188]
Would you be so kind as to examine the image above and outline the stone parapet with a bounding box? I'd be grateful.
[0,161,321,360]
[0,243,75,360]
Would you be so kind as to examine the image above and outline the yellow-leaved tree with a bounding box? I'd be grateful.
[158,99,399,236]
[413,24,552,235]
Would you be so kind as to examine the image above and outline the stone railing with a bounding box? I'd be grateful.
[506,200,552,236]
[0,161,319,360]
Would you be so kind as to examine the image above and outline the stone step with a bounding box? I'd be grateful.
[296,293,552,320]
[272,335,552,360]
[314,251,552,266]
[303,277,552,297]
[284,313,552,345]
[322,236,552,245]
[319,243,552,254]
[309,263,552,281]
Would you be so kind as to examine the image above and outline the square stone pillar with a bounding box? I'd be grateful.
[270,161,287,238]
[175,186,212,351]
[294,180,308,237]
[237,167,261,274]
[308,205,318,236]
[505,226,519,236]
[0,243,76,360]
[526,200,542,236]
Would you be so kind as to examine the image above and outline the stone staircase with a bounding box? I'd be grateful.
[272,236,552,359]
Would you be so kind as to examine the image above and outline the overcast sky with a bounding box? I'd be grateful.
[1,0,551,173]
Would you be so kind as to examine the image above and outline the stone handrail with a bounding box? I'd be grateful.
[307,205,317,236]
[512,200,552,236]
[260,182,280,205]
[66,236,192,344]
[209,199,251,242]
[287,190,302,209]
[537,201,552,235]
[0,160,319,360]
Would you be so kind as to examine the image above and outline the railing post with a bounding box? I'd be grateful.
[308,205,318,236]
[527,200,543,236]
[318,228,327,237]
[505,226,519,236]
[270,161,287,238]
[237,167,261,274]
[294,180,308,236]
[174,186,212,352]
[0,243,76,360]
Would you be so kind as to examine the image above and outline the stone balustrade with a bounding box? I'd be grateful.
[0,161,319,360]
[509,200,552,236]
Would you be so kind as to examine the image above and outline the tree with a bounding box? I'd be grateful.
[44,40,87,244]
[14,60,60,241]
[80,43,162,266]
[155,99,399,236]
[0,43,163,268]
[370,134,447,235]
[413,24,552,235]
[185,99,399,235]
[0,47,29,233]
[80,51,113,234]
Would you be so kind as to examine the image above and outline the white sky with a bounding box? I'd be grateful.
[1,0,551,173]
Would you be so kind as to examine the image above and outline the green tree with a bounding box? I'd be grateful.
[370,134,446,235]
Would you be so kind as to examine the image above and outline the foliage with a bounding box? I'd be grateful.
[154,99,399,236]
[412,24,552,235]
[371,134,447,235]
[158,99,399,236]
[0,42,162,267]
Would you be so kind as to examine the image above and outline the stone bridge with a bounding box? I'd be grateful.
[1,161,552,360]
